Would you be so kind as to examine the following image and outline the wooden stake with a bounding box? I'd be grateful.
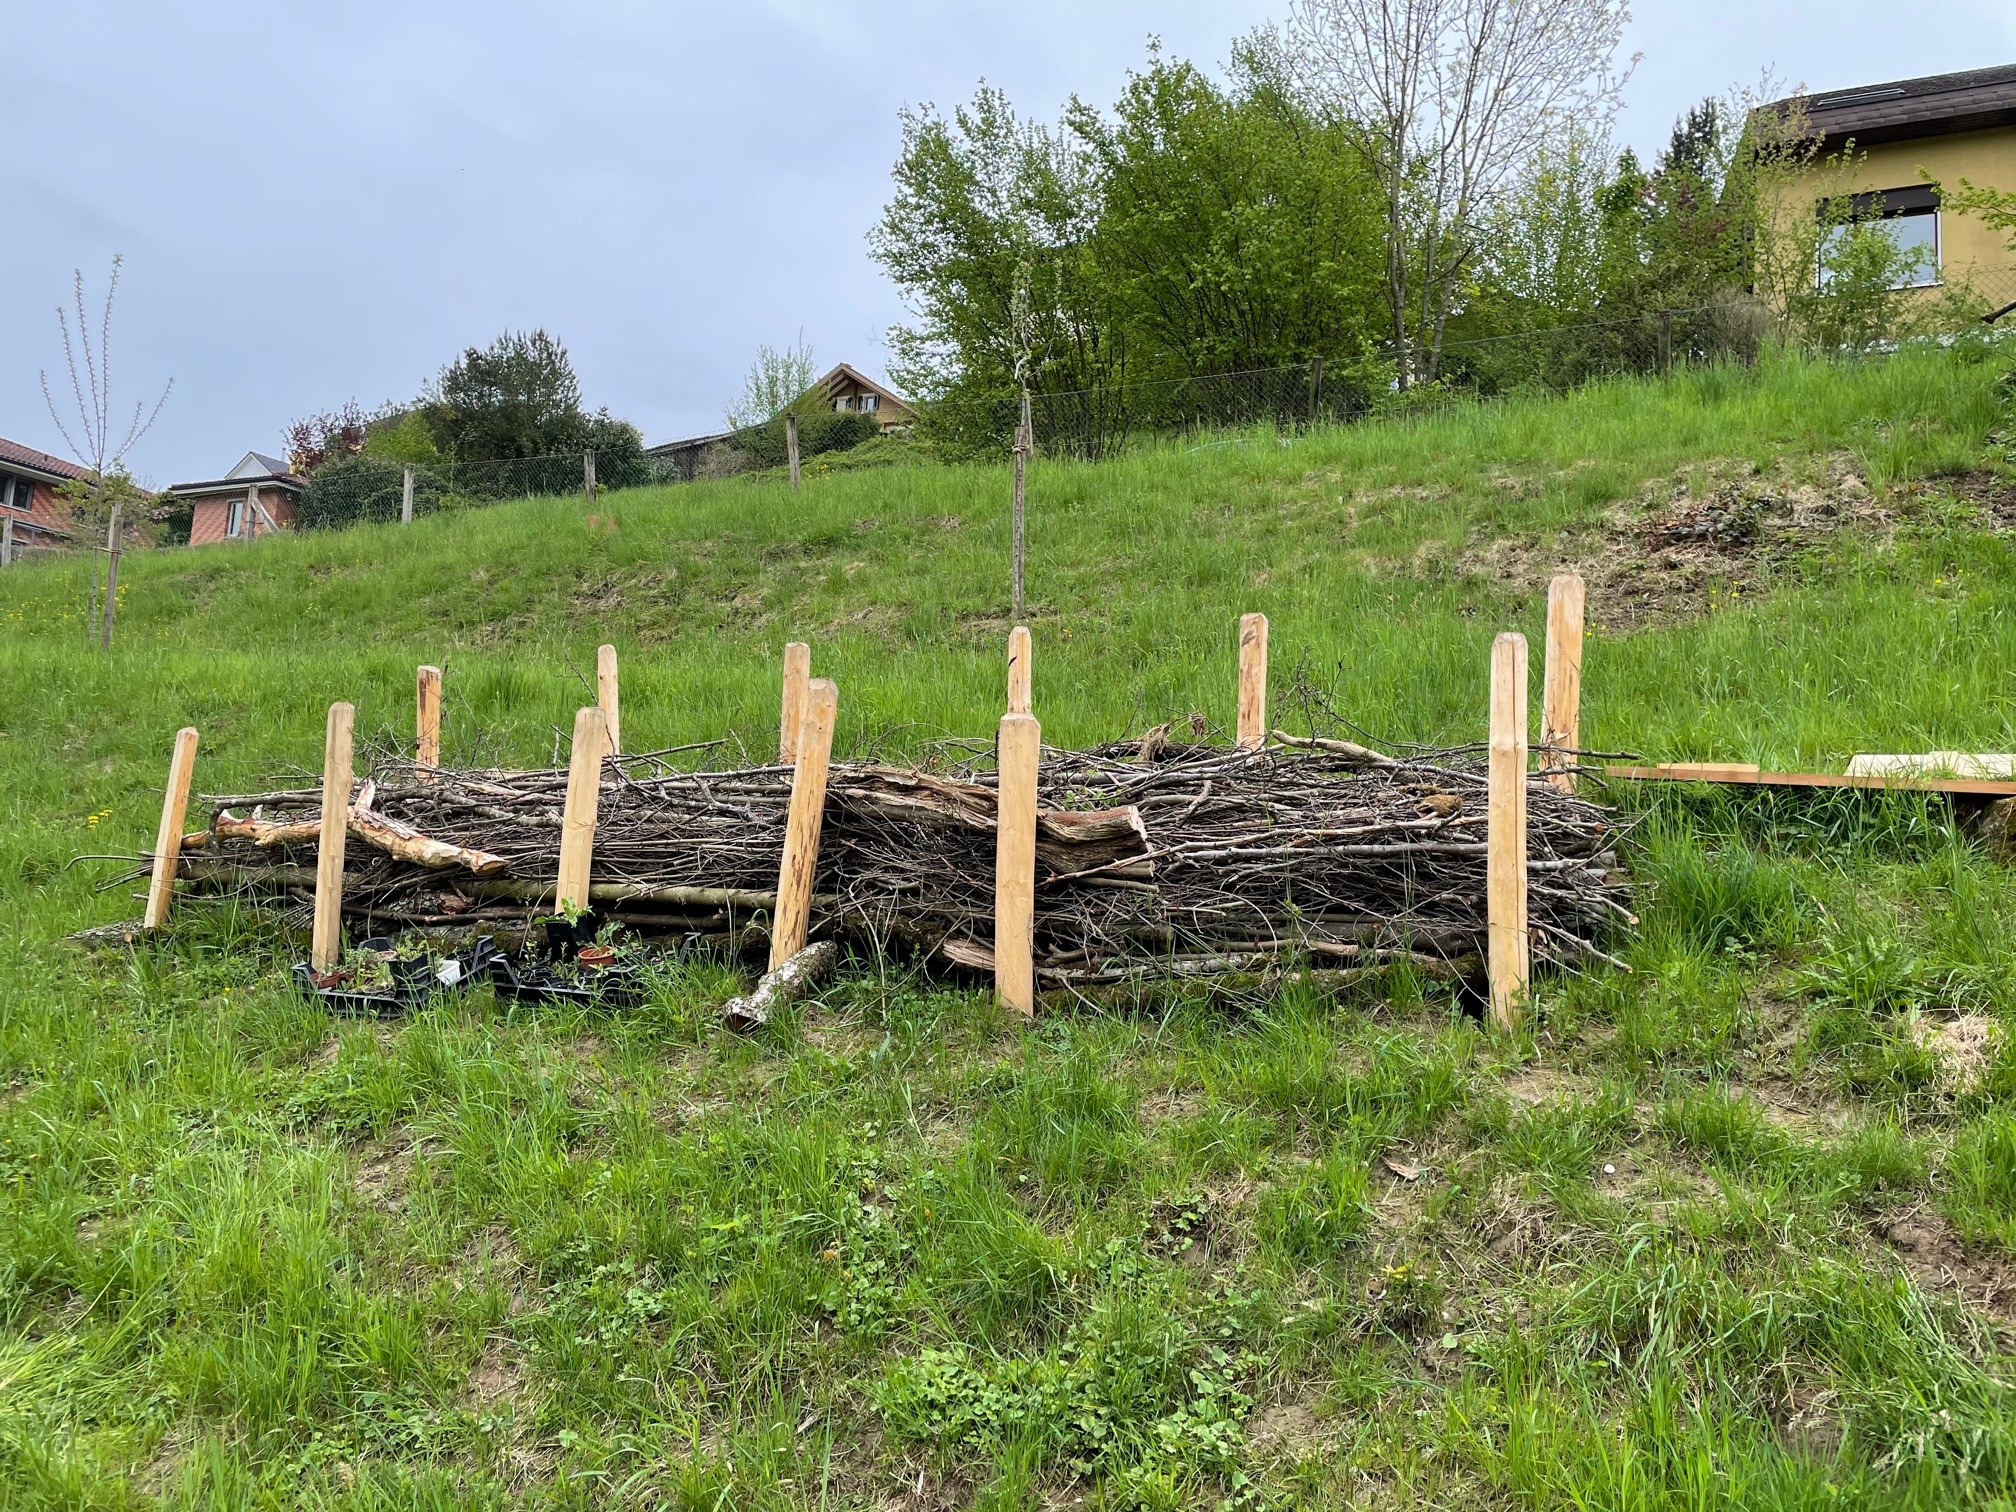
[596,643,621,755]
[2,516,14,567]
[583,449,598,503]
[1540,574,1586,793]
[99,503,123,653]
[143,727,199,930]
[994,711,1040,1015]
[1236,612,1268,751]
[556,705,611,914]
[770,677,837,970]
[401,464,416,524]
[1487,633,1530,1027]
[1007,625,1033,715]
[786,412,801,492]
[779,641,811,765]
[311,702,355,973]
[416,664,442,775]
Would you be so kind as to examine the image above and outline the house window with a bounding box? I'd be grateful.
[858,393,879,414]
[0,473,31,511]
[1818,186,1941,291]
[226,499,245,538]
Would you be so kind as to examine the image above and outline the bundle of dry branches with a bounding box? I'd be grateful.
[166,735,1631,987]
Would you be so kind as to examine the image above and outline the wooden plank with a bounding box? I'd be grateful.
[779,641,811,765]
[311,702,355,973]
[1007,625,1033,716]
[995,711,1040,1015]
[1236,612,1268,751]
[1605,764,2016,798]
[1540,573,1585,793]
[596,643,621,755]
[556,706,610,913]
[1487,633,1529,1028]
[416,664,442,775]
[1846,752,2016,780]
[143,727,200,930]
[770,678,838,969]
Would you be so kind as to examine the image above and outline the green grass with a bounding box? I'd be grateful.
[9,342,2016,1506]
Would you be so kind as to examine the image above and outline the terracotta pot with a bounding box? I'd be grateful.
[576,944,618,971]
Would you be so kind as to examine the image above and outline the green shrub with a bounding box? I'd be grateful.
[299,457,447,531]
[728,409,879,470]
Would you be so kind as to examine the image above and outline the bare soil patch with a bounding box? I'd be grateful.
[1879,1206,2016,1346]
[1461,453,1901,630]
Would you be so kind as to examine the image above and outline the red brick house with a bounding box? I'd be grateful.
[0,436,89,555]
[166,452,306,546]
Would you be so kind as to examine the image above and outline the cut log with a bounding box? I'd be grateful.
[211,806,508,875]
[725,939,838,1030]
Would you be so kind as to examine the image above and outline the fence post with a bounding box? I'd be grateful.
[1007,625,1033,716]
[143,727,200,930]
[311,702,355,974]
[1309,356,1324,425]
[995,711,1039,1015]
[1236,612,1268,751]
[556,706,610,914]
[1,516,13,567]
[770,678,838,969]
[1012,388,1030,622]
[99,503,123,653]
[1540,574,1586,793]
[1487,634,1530,1027]
[401,464,416,524]
[1657,310,1673,376]
[596,643,621,755]
[779,641,811,765]
[786,412,801,493]
[583,449,598,505]
[416,664,442,775]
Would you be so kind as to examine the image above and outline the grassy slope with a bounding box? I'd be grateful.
[7,346,2016,1508]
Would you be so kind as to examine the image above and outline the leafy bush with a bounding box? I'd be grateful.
[299,457,447,531]
[727,409,879,471]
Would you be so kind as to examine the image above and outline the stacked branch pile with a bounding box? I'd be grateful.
[170,738,1632,986]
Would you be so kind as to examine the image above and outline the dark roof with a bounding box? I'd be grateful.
[1767,64,2016,149]
[164,469,306,497]
[644,429,737,457]
[0,437,92,484]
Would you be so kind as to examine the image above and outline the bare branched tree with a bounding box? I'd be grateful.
[1287,0,1634,385]
[41,255,172,488]
[38,255,172,648]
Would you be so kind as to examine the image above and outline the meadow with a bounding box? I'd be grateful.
[7,342,2016,1508]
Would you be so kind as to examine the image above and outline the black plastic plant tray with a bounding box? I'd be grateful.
[470,920,692,1010]
[292,936,464,1017]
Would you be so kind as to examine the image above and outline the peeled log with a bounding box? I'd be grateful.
[208,806,508,876]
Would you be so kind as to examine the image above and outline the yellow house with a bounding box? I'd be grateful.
[1760,64,2016,313]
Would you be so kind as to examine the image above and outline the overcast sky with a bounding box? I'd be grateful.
[5,0,2010,486]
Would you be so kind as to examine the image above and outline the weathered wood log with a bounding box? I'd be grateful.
[208,806,508,876]
[724,939,839,1030]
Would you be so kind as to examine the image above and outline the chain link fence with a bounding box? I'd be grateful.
[1023,273,2016,461]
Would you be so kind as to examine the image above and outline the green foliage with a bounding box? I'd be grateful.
[427,329,584,462]
[360,407,443,468]
[298,456,447,531]
[874,41,1388,456]
[725,409,878,471]
[724,337,819,429]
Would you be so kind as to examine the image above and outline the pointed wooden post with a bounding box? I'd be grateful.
[311,703,355,973]
[556,706,611,913]
[1488,634,1530,1027]
[143,727,200,930]
[596,643,621,755]
[779,641,811,765]
[1007,625,1033,715]
[416,665,442,776]
[1236,612,1268,751]
[995,712,1040,1015]
[1540,574,1585,793]
[770,678,838,969]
